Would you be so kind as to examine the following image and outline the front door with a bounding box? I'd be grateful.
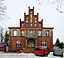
[27,38,35,47]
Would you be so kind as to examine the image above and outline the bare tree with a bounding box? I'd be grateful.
[0,0,8,25]
[36,0,64,13]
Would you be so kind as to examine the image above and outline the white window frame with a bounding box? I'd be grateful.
[14,31,17,36]
[38,31,42,36]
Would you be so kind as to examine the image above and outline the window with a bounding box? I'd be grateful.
[30,24,32,27]
[39,24,41,27]
[30,31,33,34]
[26,23,28,27]
[35,24,37,27]
[26,20,28,23]
[21,31,26,36]
[22,24,24,27]
[35,18,37,19]
[30,19,32,23]
[42,41,46,46]
[42,41,47,49]
[35,20,37,23]
[46,31,49,36]
[16,40,21,47]
[26,17,28,19]
[30,14,32,18]
[14,31,17,36]
[38,31,42,36]
[28,30,33,36]
[30,11,32,13]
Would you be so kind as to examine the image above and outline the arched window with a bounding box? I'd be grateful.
[42,41,47,49]
[42,41,46,46]
[16,40,21,47]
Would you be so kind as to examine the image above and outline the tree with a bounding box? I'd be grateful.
[36,0,64,13]
[0,0,9,26]
[55,38,64,49]
[55,38,60,46]
[59,42,63,49]
[4,31,9,46]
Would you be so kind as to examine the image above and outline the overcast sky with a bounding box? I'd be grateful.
[1,0,64,43]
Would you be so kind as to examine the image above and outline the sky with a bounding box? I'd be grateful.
[1,0,64,43]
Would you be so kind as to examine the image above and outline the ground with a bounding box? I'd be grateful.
[0,52,63,58]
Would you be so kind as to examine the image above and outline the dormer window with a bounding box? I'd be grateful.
[30,14,32,18]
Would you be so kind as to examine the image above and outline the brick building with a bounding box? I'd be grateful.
[8,7,54,52]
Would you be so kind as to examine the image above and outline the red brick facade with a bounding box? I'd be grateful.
[8,7,54,52]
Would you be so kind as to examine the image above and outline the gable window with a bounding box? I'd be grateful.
[30,14,32,18]
[16,40,21,47]
[30,19,32,23]
[26,20,28,23]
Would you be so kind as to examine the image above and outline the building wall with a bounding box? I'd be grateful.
[8,7,54,52]
[9,36,26,51]
[37,36,53,51]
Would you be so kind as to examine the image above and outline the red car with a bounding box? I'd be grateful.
[34,46,49,56]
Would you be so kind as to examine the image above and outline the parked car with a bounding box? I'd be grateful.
[53,47,63,57]
[34,46,49,56]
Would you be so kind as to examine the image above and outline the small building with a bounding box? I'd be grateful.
[8,7,54,52]
[0,43,4,51]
